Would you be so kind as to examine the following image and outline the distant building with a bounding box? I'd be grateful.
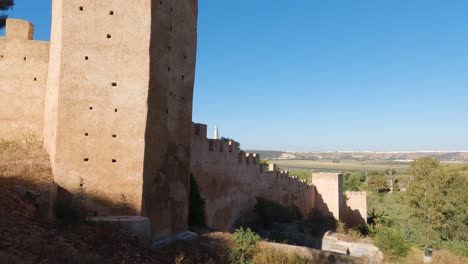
[214,125,219,139]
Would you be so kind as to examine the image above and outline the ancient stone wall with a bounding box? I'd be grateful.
[312,172,344,221]
[312,173,367,227]
[0,19,49,140]
[191,123,314,230]
[344,191,367,227]
[43,0,198,239]
[1,3,365,239]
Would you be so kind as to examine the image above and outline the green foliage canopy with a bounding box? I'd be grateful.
[407,158,468,245]
[0,0,14,29]
[374,227,411,258]
[368,175,389,192]
[343,172,366,191]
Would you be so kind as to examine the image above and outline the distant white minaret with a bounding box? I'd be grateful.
[214,125,219,139]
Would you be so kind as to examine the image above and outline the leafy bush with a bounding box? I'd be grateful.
[188,174,206,226]
[0,139,20,153]
[374,228,410,257]
[230,227,261,264]
[254,197,302,228]
[21,130,40,148]
[343,172,366,191]
[0,131,40,153]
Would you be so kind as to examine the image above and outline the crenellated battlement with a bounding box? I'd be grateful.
[191,122,315,229]
[190,122,365,231]
[4,19,34,40]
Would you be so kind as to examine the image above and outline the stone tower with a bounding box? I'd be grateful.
[43,0,198,239]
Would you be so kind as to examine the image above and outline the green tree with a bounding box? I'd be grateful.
[188,174,206,226]
[220,136,240,149]
[0,0,14,29]
[343,172,366,191]
[407,158,468,247]
[368,175,389,192]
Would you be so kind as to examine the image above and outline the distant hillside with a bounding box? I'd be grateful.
[247,150,468,162]
[245,150,285,160]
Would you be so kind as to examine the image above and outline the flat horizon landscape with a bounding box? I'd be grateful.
[249,150,468,161]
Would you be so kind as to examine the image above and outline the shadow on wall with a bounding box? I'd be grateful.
[142,0,198,239]
[54,185,138,223]
[314,191,333,219]
[344,206,366,227]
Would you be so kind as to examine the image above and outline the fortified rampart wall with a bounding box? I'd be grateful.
[191,123,314,230]
[0,19,49,140]
[1,3,366,240]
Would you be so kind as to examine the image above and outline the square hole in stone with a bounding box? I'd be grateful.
[112,134,117,138]
[107,34,112,39]
[109,10,114,15]
[114,108,118,112]
[34,77,37,81]
[85,56,88,60]
[112,159,117,163]
[85,133,89,136]
[111,82,117,87]
[89,106,93,110]
[84,158,89,162]
[23,57,27,61]
[79,6,83,11]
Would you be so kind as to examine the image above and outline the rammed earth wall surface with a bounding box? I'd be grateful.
[42,0,198,239]
[0,19,49,140]
[190,123,314,230]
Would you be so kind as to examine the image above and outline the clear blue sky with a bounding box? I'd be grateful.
[2,1,468,151]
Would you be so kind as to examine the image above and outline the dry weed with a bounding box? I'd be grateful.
[252,244,311,264]
[0,133,53,189]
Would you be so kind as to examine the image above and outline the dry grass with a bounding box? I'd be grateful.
[382,247,468,264]
[0,133,53,190]
[252,244,311,264]
[433,249,468,264]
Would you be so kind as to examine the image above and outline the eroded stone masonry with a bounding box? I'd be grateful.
[1,0,365,240]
